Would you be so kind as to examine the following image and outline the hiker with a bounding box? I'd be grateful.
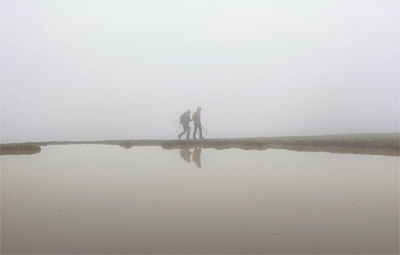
[178,110,192,139]
[192,107,204,139]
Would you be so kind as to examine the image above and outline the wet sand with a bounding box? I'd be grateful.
[1,133,399,156]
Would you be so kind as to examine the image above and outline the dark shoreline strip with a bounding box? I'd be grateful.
[1,133,399,157]
[160,135,399,157]
[0,143,42,155]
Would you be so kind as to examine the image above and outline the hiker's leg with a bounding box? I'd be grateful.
[199,123,203,138]
[178,129,185,137]
[183,125,190,139]
[193,124,198,138]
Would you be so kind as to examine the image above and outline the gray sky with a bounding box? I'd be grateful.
[1,0,399,143]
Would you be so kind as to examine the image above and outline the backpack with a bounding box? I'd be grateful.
[179,113,185,124]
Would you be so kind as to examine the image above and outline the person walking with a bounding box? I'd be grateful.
[178,110,192,139]
[192,107,204,139]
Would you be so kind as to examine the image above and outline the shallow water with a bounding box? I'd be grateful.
[1,145,399,254]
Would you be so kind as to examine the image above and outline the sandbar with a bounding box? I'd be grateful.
[1,133,398,156]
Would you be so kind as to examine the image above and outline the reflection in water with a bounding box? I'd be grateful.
[179,147,202,167]
[1,145,399,254]
[0,144,41,155]
[180,148,192,163]
[161,133,400,157]
[192,147,201,168]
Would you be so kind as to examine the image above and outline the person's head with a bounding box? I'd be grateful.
[197,107,202,112]
[187,110,191,114]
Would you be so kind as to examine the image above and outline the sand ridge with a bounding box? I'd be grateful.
[1,133,399,156]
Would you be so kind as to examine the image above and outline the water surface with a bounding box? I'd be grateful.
[1,145,399,254]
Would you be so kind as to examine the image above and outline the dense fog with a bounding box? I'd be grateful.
[1,0,399,143]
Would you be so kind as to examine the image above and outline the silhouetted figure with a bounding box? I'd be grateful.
[180,148,192,163]
[192,146,202,168]
[192,107,204,139]
[178,110,192,139]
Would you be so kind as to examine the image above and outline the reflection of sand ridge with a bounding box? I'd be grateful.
[0,144,41,155]
[161,134,399,157]
[1,133,398,157]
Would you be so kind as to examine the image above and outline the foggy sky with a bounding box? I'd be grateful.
[1,0,399,143]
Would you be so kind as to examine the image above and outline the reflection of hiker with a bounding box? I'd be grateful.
[192,107,204,139]
[192,146,202,168]
[178,110,192,139]
[180,148,192,163]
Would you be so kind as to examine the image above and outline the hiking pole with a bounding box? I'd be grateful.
[172,119,181,128]
[202,126,208,135]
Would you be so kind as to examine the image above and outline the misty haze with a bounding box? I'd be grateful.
[1,0,399,254]
[1,0,399,143]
